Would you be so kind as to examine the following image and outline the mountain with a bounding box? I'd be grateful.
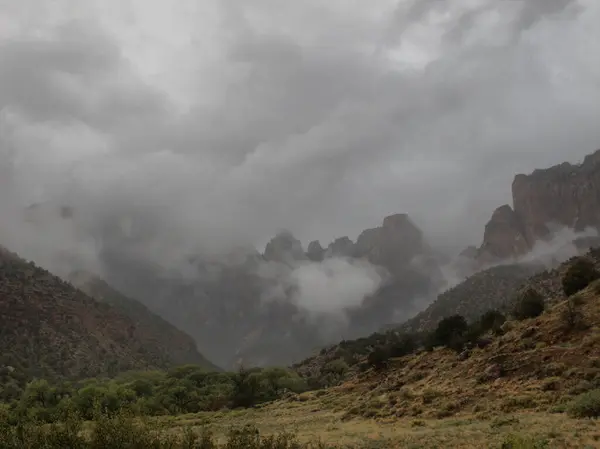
[13,149,600,371]
[0,246,215,383]
[68,271,219,371]
[292,248,600,388]
[476,149,600,263]
[289,267,600,427]
[97,213,443,369]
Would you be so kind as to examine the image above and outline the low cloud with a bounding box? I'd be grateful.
[256,257,385,316]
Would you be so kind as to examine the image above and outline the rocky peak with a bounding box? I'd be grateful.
[478,205,529,263]
[324,236,355,258]
[355,213,426,273]
[263,231,306,264]
[512,149,600,242]
[478,149,600,262]
[306,240,324,262]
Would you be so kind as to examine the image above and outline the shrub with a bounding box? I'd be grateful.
[567,389,600,418]
[500,434,549,449]
[562,257,600,296]
[433,315,468,351]
[560,295,585,331]
[512,289,545,320]
[388,334,417,358]
[367,346,390,370]
[478,310,506,333]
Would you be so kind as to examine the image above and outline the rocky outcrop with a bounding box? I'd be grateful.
[306,240,325,261]
[478,149,600,261]
[355,213,426,274]
[478,205,529,263]
[324,236,355,258]
[264,231,306,264]
[513,150,600,242]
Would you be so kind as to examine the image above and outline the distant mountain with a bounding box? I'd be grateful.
[0,246,216,383]
[13,148,600,371]
[98,213,444,369]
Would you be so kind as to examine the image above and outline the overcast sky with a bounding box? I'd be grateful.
[1,0,599,266]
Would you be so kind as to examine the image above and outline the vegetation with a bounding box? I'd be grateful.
[430,315,468,351]
[560,294,586,331]
[0,411,348,448]
[0,365,307,424]
[562,257,600,296]
[0,249,215,385]
[511,288,545,320]
[567,389,600,418]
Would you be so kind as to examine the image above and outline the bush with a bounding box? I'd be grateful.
[500,434,549,449]
[433,315,468,351]
[567,389,600,418]
[0,411,342,448]
[367,346,390,370]
[478,310,506,333]
[560,295,585,331]
[388,334,417,358]
[562,258,600,296]
[512,289,545,320]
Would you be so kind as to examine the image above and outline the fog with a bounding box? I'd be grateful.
[1,0,600,320]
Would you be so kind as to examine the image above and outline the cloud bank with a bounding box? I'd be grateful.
[0,0,599,280]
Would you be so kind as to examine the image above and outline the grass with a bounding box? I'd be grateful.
[152,396,600,448]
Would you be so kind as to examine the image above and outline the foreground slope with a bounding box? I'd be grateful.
[160,277,600,448]
[0,247,214,381]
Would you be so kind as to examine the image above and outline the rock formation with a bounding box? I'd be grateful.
[478,149,600,261]
[324,236,355,258]
[478,205,529,263]
[355,213,426,273]
[264,231,306,264]
[306,240,325,261]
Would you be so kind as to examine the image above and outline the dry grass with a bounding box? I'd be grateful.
[159,399,600,448]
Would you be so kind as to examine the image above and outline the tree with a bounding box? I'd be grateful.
[388,334,417,358]
[367,346,390,370]
[561,295,585,331]
[512,288,545,320]
[230,366,260,408]
[433,315,468,350]
[562,258,600,297]
[478,310,506,333]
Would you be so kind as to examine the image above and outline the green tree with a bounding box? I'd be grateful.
[367,346,390,370]
[230,366,260,408]
[512,288,545,320]
[433,315,468,350]
[562,258,600,296]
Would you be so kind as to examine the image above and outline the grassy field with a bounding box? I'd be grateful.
[158,397,600,448]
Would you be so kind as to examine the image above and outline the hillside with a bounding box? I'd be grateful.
[69,271,220,371]
[146,260,600,449]
[398,262,545,334]
[0,247,215,386]
[293,249,600,383]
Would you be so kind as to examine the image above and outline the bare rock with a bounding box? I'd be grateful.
[478,205,530,262]
[355,213,426,273]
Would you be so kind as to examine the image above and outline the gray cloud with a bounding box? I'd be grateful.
[0,0,599,274]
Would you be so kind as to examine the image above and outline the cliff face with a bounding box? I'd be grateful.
[478,149,600,262]
[512,150,600,242]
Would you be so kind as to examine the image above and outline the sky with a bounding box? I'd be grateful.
[1,0,600,271]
